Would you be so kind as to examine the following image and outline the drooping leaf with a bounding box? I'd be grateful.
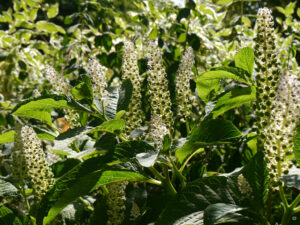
[89,119,125,134]
[114,141,158,167]
[0,206,22,225]
[0,131,15,144]
[242,151,269,210]
[235,47,254,75]
[211,86,255,118]
[176,119,242,163]
[204,203,249,225]
[0,178,18,198]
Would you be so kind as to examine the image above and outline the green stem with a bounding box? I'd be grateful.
[163,165,177,196]
[291,194,300,209]
[149,167,165,181]
[186,119,191,134]
[279,185,288,208]
[168,155,186,188]
[281,205,293,225]
[179,148,204,172]
[21,187,36,225]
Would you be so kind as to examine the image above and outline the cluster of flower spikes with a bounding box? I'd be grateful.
[86,57,108,101]
[263,71,300,189]
[254,7,281,148]
[12,124,55,202]
[121,41,144,137]
[106,181,129,225]
[237,174,252,197]
[176,47,195,122]
[146,41,173,131]
[45,66,80,128]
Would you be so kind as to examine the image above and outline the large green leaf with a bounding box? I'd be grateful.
[0,131,15,144]
[12,95,94,126]
[0,178,18,198]
[36,156,149,225]
[12,98,70,125]
[294,125,300,166]
[89,119,125,134]
[211,86,255,118]
[196,69,249,103]
[242,151,269,210]
[157,175,241,225]
[175,119,242,163]
[114,141,158,167]
[36,21,65,34]
[235,47,254,76]
[204,203,249,225]
[0,206,22,225]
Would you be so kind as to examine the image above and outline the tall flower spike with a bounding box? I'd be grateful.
[264,71,300,189]
[45,66,80,128]
[86,57,108,100]
[12,125,55,201]
[176,47,195,122]
[146,41,173,130]
[122,41,144,137]
[106,181,128,225]
[254,8,281,147]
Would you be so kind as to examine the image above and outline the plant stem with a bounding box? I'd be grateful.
[281,205,293,225]
[179,148,204,172]
[21,186,36,225]
[163,165,177,196]
[79,197,94,212]
[149,167,165,181]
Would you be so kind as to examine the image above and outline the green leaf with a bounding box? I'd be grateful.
[215,0,233,6]
[149,28,158,40]
[47,3,59,19]
[0,131,15,144]
[211,86,256,118]
[117,79,133,112]
[12,98,70,126]
[176,119,242,163]
[204,203,249,225]
[196,69,249,103]
[71,82,93,101]
[0,178,18,198]
[0,206,22,225]
[36,21,65,34]
[177,33,186,43]
[285,1,296,17]
[89,119,125,134]
[157,175,241,225]
[36,156,148,225]
[51,158,81,178]
[294,125,300,166]
[242,151,269,210]
[114,141,157,167]
[235,47,254,75]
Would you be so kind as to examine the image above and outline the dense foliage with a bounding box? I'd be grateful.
[0,0,300,225]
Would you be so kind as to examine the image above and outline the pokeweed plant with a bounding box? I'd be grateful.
[0,3,299,225]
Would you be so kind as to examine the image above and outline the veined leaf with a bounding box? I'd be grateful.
[235,47,254,75]
[0,178,18,198]
[204,203,249,225]
[0,206,22,225]
[36,156,149,225]
[47,3,59,18]
[196,69,249,103]
[176,119,242,163]
[211,86,255,118]
[0,131,15,144]
[89,119,125,134]
[12,98,70,126]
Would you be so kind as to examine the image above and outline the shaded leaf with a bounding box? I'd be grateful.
[0,178,18,198]
[235,47,254,76]
[0,206,22,225]
[176,119,242,163]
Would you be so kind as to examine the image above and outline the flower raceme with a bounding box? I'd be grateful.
[263,72,300,189]
[254,7,281,145]
[146,41,173,131]
[122,41,144,137]
[45,66,80,128]
[176,47,195,122]
[12,125,54,202]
